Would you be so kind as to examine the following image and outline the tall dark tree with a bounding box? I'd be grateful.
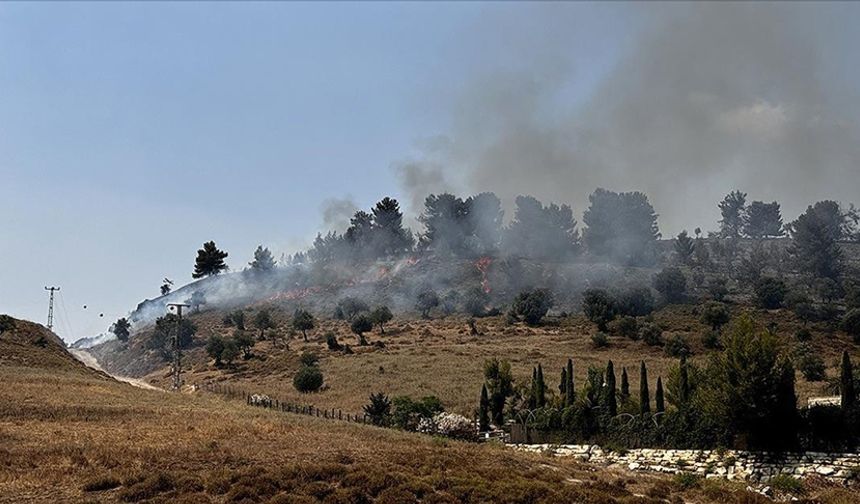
[559,367,568,399]
[655,377,665,414]
[639,361,650,415]
[249,245,276,271]
[582,188,660,265]
[536,364,546,408]
[112,317,131,342]
[505,195,579,260]
[653,267,687,304]
[566,359,575,407]
[484,358,513,425]
[371,197,415,257]
[192,241,229,278]
[718,190,747,239]
[160,278,173,296]
[604,360,617,417]
[479,384,491,431]
[744,201,784,239]
[842,351,856,410]
[674,230,695,265]
[419,193,470,255]
[620,367,630,403]
[790,203,845,280]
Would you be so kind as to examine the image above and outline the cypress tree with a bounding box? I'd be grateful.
[559,367,568,398]
[620,367,630,402]
[639,361,650,415]
[841,351,856,410]
[529,367,537,409]
[566,358,575,406]
[479,384,490,431]
[604,360,617,417]
[537,364,546,408]
[655,377,665,414]
[679,355,690,405]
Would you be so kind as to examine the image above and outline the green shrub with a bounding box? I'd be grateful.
[293,366,323,393]
[702,330,721,349]
[700,301,730,330]
[300,351,319,367]
[795,328,812,342]
[591,332,609,348]
[754,277,787,309]
[617,287,655,317]
[795,344,826,381]
[616,316,639,339]
[653,267,687,303]
[581,288,617,332]
[640,323,663,346]
[512,288,554,326]
[768,474,803,494]
[672,472,700,489]
[665,335,691,358]
[325,332,341,351]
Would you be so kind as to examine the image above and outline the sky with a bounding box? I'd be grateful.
[1,2,858,342]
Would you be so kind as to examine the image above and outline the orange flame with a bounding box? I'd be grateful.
[474,256,493,293]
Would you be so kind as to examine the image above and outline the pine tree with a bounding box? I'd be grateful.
[479,384,490,431]
[192,241,229,278]
[674,230,695,265]
[566,359,575,406]
[655,377,665,414]
[536,364,546,408]
[604,360,617,417]
[842,351,856,410]
[529,367,538,409]
[249,245,276,271]
[639,361,650,415]
[718,190,747,239]
[620,367,630,403]
[112,317,131,342]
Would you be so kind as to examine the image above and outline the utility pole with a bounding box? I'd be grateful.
[166,303,190,392]
[44,286,60,331]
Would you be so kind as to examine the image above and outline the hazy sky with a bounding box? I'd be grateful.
[1,3,858,342]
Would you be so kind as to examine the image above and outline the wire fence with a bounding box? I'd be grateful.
[199,381,372,424]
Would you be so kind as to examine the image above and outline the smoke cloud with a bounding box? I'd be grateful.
[396,3,860,235]
[320,196,359,232]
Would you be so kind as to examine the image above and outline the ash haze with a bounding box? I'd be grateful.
[0,2,858,342]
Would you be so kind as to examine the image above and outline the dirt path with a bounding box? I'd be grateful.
[69,348,163,391]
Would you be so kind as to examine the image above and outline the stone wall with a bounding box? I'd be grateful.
[515,444,859,485]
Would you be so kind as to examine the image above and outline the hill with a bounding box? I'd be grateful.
[2,315,818,504]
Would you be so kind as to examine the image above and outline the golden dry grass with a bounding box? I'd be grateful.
[140,305,858,417]
[1,318,854,503]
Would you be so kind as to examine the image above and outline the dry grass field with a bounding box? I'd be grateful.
[121,304,858,418]
[12,317,856,503]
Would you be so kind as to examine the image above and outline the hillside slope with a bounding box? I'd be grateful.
[1,317,808,504]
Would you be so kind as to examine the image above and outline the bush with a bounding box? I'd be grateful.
[351,315,373,345]
[325,332,341,350]
[665,335,691,358]
[640,323,663,346]
[842,309,860,342]
[754,277,787,309]
[700,301,730,330]
[653,267,687,303]
[581,288,617,331]
[336,297,369,320]
[300,351,319,367]
[82,474,121,492]
[798,353,826,382]
[391,395,444,431]
[512,288,554,326]
[415,290,440,319]
[768,474,803,494]
[363,392,391,426]
[222,310,245,330]
[708,276,728,301]
[293,366,324,393]
[0,314,15,333]
[795,328,812,342]
[591,332,609,348]
[702,330,721,349]
[673,473,700,490]
[617,287,655,317]
[464,287,490,317]
[617,316,639,339]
